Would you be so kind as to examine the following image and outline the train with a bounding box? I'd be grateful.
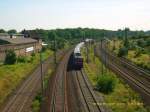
[73,42,84,70]
[73,39,93,70]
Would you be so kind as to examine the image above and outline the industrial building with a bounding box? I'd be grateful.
[0,33,42,61]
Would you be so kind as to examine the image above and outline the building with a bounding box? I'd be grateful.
[0,33,42,61]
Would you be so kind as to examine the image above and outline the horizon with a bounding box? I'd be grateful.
[0,0,150,31]
[1,27,150,32]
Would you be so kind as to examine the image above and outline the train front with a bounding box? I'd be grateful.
[73,42,84,70]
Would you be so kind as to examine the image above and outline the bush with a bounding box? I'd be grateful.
[96,74,116,94]
[146,39,150,46]
[17,56,27,63]
[26,56,34,63]
[32,93,42,112]
[134,50,141,58]
[128,43,136,50]
[4,50,17,64]
[42,46,47,52]
[137,39,147,47]
[32,100,40,112]
[31,52,35,57]
[118,47,128,57]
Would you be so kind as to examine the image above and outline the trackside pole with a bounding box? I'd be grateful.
[40,50,44,95]
[54,37,57,65]
[100,39,104,75]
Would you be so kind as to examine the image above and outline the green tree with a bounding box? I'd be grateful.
[124,28,129,47]
[0,29,6,33]
[48,31,57,50]
[137,39,146,47]
[4,50,17,64]
[8,29,17,34]
[118,47,128,57]
[146,39,150,46]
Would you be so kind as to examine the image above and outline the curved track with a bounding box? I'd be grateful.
[1,58,51,112]
[0,50,66,112]
[42,47,111,112]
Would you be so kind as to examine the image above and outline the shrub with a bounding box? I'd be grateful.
[146,39,150,46]
[134,50,141,58]
[32,93,42,112]
[137,39,147,47]
[26,56,34,63]
[128,43,136,50]
[4,50,17,64]
[35,93,42,102]
[124,39,129,48]
[32,100,40,112]
[17,56,27,63]
[118,47,128,57]
[31,52,35,57]
[42,46,47,52]
[96,74,116,94]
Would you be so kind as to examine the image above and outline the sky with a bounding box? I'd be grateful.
[0,0,150,31]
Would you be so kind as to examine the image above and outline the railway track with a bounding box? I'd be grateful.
[119,57,150,81]
[101,48,150,89]
[50,58,68,112]
[96,42,150,105]
[1,58,52,112]
[105,45,150,82]
[42,47,110,112]
[101,41,150,80]
[0,50,66,112]
[44,50,72,112]
[67,70,85,112]
[121,57,150,73]
[75,70,106,112]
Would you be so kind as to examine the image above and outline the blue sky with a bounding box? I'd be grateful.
[0,0,150,31]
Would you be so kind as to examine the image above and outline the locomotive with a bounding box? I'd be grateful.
[72,39,93,70]
[73,42,84,70]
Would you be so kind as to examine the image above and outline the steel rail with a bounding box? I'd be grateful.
[76,71,102,112]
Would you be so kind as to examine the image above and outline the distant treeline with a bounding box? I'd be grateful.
[0,29,17,34]
[1,27,150,44]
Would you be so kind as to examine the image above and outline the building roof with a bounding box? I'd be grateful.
[0,37,37,44]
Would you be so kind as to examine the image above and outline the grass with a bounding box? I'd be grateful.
[109,40,122,54]
[82,45,150,112]
[127,50,150,70]
[108,39,150,70]
[0,50,53,105]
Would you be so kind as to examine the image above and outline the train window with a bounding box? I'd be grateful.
[75,53,81,56]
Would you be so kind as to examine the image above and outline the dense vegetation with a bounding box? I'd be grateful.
[109,33,150,70]
[23,28,150,42]
[1,28,150,40]
[82,44,150,112]
[1,27,150,51]
[0,29,17,34]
